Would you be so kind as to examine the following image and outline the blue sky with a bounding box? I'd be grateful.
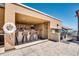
[23,3,79,30]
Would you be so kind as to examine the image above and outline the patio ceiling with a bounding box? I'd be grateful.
[15,13,49,24]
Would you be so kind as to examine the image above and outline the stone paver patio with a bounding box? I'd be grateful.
[0,40,79,56]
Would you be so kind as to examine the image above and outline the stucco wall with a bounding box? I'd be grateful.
[50,19,62,29]
[5,3,62,30]
[5,4,54,21]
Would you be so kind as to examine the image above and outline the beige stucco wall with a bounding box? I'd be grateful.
[5,4,54,21]
[50,19,62,29]
[5,3,62,30]
[4,3,62,50]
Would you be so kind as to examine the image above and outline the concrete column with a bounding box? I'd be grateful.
[41,23,45,38]
[4,4,15,50]
[48,22,51,39]
[58,32,61,42]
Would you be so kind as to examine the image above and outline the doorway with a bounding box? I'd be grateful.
[0,7,4,48]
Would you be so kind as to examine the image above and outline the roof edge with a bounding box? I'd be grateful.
[14,3,62,22]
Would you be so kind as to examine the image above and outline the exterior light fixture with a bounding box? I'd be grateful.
[3,22,16,34]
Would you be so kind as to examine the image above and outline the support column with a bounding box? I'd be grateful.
[48,22,51,39]
[4,4,15,50]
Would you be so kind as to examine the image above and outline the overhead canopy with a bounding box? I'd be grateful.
[62,26,72,30]
[16,13,49,24]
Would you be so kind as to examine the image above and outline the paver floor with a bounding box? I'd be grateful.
[0,40,79,56]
